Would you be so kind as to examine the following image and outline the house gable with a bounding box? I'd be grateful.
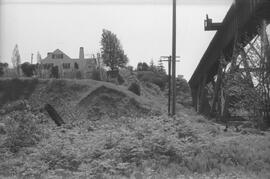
[43,49,72,61]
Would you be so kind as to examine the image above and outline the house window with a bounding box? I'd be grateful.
[63,63,70,69]
[44,63,53,69]
[58,54,63,59]
[52,54,63,59]
[74,62,79,69]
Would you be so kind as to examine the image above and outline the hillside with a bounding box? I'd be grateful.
[0,78,270,178]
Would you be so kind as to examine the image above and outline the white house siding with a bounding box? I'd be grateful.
[40,48,97,79]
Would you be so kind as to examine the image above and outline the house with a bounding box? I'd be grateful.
[40,47,97,78]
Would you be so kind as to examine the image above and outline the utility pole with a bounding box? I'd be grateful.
[172,0,177,116]
[31,53,34,64]
[160,56,180,115]
[97,53,102,81]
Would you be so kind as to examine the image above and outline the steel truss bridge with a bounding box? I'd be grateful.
[188,0,270,125]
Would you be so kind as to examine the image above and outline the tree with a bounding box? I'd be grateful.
[137,62,143,71]
[149,60,155,71]
[157,61,166,74]
[36,52,42,77]
[101,29,128,71]
[11,44,21,76]
[0,63,4,76]
[142,62,149,71]
[21,62,36,77]
[36,51,42,64]
[0,63,8,76]
[137,62,150,71]
[51,66,59,78]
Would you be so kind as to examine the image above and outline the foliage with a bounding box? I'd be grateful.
[11,44,21,75]
[4,111,42,153]
[137,62,149,71]
[1,113,268,178]
[0,78,38,107]
[128,83,141,96]
[0,78,270,178]
[137,71,167,90]
[91,68,102,81]
[126,65,134,72]
[50,66,59,78]
[176,75,190,94]
[21,62,36,77]
[117,73,125,85]
[176,75,192,106]
[101,29,128,71]
[36,51,42,64]
[0,63,8,76]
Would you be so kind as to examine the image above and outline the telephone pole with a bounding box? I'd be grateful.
[172,0,177,116]
[31,53,34,64]
[160,56,180,115]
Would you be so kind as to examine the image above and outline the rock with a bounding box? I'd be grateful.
[0,123,6,135]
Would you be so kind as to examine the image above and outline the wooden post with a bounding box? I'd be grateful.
[168,56,172,115]
[171,0,177,116]
[44,104,65,126]
[261,19,270,123]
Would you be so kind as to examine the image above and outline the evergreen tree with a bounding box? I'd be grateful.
[11,44,21,76]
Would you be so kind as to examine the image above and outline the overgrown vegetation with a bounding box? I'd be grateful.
[0,78,269,178]
[128,82,141,96]
[0,78,38,107]
[137,71,167,90]
[21,62,36,77]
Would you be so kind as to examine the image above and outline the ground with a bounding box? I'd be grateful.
[0,78,270,179]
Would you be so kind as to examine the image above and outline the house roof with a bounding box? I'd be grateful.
[52,49,72,59]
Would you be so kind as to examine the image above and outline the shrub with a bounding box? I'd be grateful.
[0,78,38,107]
[21,62,36,77]
[50,66,59,78]
[137,71,167,90]
[117,74,125,85]
[92,69,101,81]
[4,111,42,153]
[128,83,141,96]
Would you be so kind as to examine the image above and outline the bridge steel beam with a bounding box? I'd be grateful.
[189,0,270,116]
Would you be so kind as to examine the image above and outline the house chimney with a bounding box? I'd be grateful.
[79,47,84,60]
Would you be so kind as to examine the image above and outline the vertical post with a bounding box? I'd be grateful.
[168,56,172,115]
[172,0,177,116]
[97,53,102,81]
[31,53,33,64]
[261,19,269,121]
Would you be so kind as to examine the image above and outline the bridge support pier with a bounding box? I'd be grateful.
[194,74,211,115]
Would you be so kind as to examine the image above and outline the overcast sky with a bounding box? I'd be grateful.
[0,0,232,80]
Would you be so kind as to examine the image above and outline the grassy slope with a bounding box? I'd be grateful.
[0,78,270,178]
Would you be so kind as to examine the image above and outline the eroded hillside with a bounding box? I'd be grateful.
[0,78,270,179]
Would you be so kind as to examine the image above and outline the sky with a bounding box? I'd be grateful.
[0,0,233,80]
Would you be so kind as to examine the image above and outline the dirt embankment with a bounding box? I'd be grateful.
[0,78,162,122]
[78,85,152,120]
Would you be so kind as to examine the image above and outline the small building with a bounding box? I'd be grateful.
[40,47,97,78]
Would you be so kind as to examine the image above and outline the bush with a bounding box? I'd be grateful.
[92,69,101,81]
[4,111,42,153]
[0,78,38,107]
[128,83,141,96]
[137,71,167,90]
[21,62,36,77]
[117,74,125,85]
[0,66,3,77]
[51,66,59,78]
